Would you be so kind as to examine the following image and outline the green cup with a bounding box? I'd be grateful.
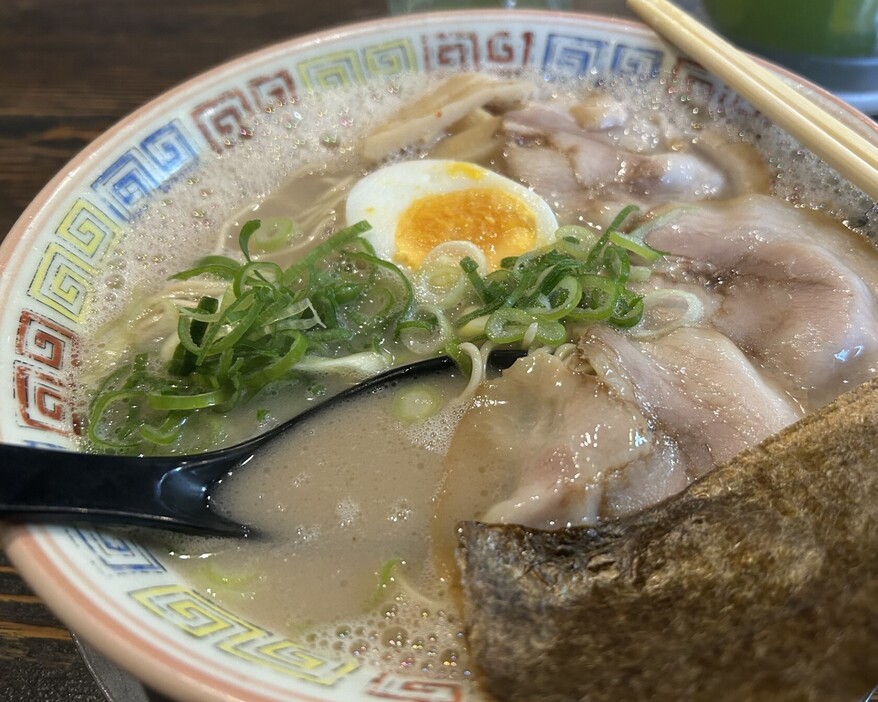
[702,0,878,57]
[701,0,878,107]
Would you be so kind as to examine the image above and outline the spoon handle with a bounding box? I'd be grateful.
[0,444,241,534]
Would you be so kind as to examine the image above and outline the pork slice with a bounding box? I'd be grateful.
[503,104,733,199]
[502,105,585,138]
[431,352,661,560]
[548,130,628,188]
[435,323,801,556]
[646,194,878,408]
[504,144,580,201]
[580,326,803,476]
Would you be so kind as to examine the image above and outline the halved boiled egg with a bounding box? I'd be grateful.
[345,159,558,270]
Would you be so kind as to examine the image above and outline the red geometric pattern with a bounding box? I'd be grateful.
[486,30,535,67]
[248,69,297,110]
[16,309,79,370]
[365,673,465,702]
[13,310,79,435]
[13,362,70,434]
[422,30,536,71]
[191,88,256,153]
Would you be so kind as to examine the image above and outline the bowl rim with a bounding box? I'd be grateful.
[3,7,878,702]
[0,8,649,293]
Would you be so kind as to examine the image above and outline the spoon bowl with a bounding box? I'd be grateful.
[0,351,523,537]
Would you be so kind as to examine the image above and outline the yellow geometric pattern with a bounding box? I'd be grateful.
[55,198,120,262]
[28,242,97,323]
[130,585,358,685]
[298,49,366,90]
[297,38,417,91]
[363,39,418,77]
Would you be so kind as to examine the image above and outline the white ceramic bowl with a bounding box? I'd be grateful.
[2,9,876,702]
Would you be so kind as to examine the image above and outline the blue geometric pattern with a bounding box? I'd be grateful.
[69,528,166,574]
[542,34,609,79]
[22,439,67,449]
[90,150,160,221]
[139,121,199,183]
[90,119,198,221]
[612,44,664,78]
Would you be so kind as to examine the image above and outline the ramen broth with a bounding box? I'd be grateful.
[170,372,474,675]
[78,68,878,687]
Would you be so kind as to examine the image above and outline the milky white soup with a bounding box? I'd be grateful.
[78,68,878,691]
[170,371,475,676]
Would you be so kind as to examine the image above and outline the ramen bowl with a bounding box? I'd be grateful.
[1,9,876,702]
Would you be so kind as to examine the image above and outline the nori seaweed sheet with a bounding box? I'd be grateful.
[456,378,878,702]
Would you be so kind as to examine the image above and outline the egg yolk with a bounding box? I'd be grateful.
[395,187,537,269]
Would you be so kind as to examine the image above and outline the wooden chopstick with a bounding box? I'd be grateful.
[628,0,878,203]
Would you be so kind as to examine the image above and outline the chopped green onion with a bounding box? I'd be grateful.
[170,296,219,376]
[86,204,662,454]
[524,275,582,321]
[138,412,187,446]
[238,220,263,262]
[436,205,658,351]
[554,225,600,259]
[369,558,403,607]
[170,256,241,281]
[392,384,443,423]
[87,218,411,453]
[628,289,705,339]
[608,229,665,263]
[147,386,233,411]
[242,332,308,388]
[282,220,372,285]
[611,289,645,328]
[568,275,621,322]
[533,319,567,346]
[485,308,537,344]
[247,217,296,255]
[398,304,451,356]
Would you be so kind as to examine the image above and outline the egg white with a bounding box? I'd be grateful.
[344,159,558,270]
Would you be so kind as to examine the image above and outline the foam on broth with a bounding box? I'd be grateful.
[75,69,877,359]
[168,372,476,677]
[75,66,878,685]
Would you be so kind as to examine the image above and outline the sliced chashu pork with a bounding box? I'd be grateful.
[502,105,767,206]
[430,352,661,577]
[433,327,800,563]
[646,195,878,408]
[581,326,803,483]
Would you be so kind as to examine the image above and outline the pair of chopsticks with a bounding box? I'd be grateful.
[628,0,878,203]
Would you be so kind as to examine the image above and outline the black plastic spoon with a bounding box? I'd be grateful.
[0,351,524,538]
